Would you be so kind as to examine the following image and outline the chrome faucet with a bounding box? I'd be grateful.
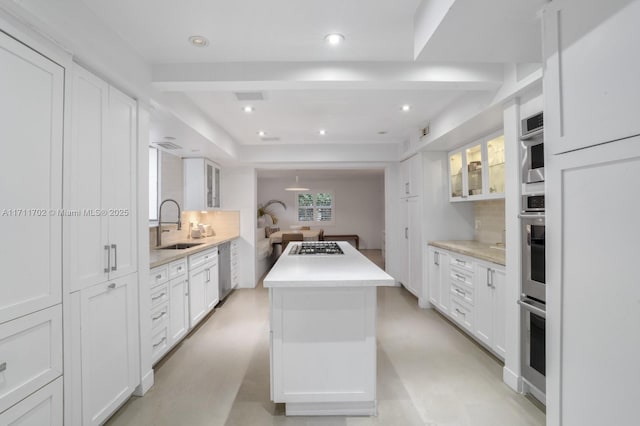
[156,199,182,247]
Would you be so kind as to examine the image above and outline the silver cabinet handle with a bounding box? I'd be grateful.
[152,311,166,321]
[489,269,495,288]
[405,227,408,239]
[455,288,465,296]
[104,245,110,273]
[0,362,6,372]
[111,244,117,271]
[153,337,167,348]
[434,251,439,266]
[107,283,116,289]
[151,292,166,301]
[405,182,410,194]
[177,266,182,271]
[455,273,466,282]
[486,268,491,287]
[518,299,546,318]
[155,274,162,279]
[455,308,465,316]
[455,259,465,265]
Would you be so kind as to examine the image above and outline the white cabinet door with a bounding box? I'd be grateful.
[437,251,450,314]
[543,0,640,154]
[474,264,493,348]
[427,248,440,307]
[80,275,139,426]
[204,262,219,312]
[0,32,63,323]
[105,86,137,280]
[407,198,422,298]
[491,267,506,359]
[67,65,137,291]
[0,377,63,426]
[67,66,109,292]
[546,135,640,426]
[189,267,207,328]
[398,199,409,286]
[399,154,422,198]
[169,276,189,344]
[184,158,221,211]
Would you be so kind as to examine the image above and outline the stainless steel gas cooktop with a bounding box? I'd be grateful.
[288,242,344,255]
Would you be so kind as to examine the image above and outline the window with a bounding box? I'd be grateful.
[297,191,334,224]
[149,147,158,221]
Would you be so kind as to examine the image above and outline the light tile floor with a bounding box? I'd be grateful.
[107,250,544,426]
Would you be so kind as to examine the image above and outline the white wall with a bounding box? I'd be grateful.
[257,175,385,250]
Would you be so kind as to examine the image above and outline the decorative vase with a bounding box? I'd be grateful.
[257,216,266,227]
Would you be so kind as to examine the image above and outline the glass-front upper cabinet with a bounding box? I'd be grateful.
[449,152,463,199]
[448,131,505,202]
[487,135,505,194]
[466,144,483,197]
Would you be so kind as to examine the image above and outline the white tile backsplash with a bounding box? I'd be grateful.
[474,199,505,245]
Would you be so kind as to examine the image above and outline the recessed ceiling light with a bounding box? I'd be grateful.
[257,130,266,137]
[243,106,254,113]
[319,129,327,136]
[401,105,411,112]
[188,35,209,47]
[324,33,345,45]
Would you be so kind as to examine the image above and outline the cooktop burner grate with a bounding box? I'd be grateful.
[288,242,344,255]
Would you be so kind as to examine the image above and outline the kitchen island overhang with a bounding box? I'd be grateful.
[264,242,395,416]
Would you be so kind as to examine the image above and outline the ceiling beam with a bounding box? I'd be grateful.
[413,0,456,60]
[152,62,503,91]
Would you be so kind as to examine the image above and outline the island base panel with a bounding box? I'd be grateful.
[285,401,377,416]
[270,286,377,415]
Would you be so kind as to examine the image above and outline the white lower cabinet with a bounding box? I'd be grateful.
[427,245,506,360]
[427,247,450,313]
[188,248,219,328]
[0,377,63,426]
[76,274,140,426]
[149,259,188,365]
[169,275,189,344]
[0,306,63,414]
[474,262,507,359]
[230,240,239,289]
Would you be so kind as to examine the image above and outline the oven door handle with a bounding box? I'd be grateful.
[518,213,545,219]
[518,299,546,318]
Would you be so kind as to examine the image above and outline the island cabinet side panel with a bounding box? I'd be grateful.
[270,286,377,404]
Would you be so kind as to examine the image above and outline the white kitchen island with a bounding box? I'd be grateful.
[263,242,395,416]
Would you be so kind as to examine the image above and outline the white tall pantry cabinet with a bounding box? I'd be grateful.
[398,154,424,300]
[543,1,640,425]
[0,30,64,424]
[65,65,140,425]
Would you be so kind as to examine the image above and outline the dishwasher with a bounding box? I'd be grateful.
[218,242,232,300]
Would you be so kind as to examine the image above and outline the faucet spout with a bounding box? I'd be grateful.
[157,199,182,247]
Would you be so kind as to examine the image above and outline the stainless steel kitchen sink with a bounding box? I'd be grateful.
[158,243,204,250]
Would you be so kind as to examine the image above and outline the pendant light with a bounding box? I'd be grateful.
[285,175,309,191]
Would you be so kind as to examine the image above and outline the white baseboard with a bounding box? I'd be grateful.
[285,401,377,416]
[418,297,433,309]
[133,369,154,396]
[503,366,521,393]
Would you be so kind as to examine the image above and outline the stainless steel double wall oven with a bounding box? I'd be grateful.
[519,111,546,396]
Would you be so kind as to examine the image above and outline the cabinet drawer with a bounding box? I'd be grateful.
[151,326,169,364]
[450,269,473,290]
[149,265,169,288]
[450,282,473,306]
[450,255,474,274]
[150,284,169,308]
[0,376,63,426]
[450,299,473,332]
[168,259,187,279]
[188,247,218,269]
[0,306,63,413]
[150,303,169,330]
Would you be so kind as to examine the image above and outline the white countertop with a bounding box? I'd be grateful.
[264,241,394,288]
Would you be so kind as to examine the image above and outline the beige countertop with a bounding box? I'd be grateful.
[428,240,506,266]
[150,234,239,268]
